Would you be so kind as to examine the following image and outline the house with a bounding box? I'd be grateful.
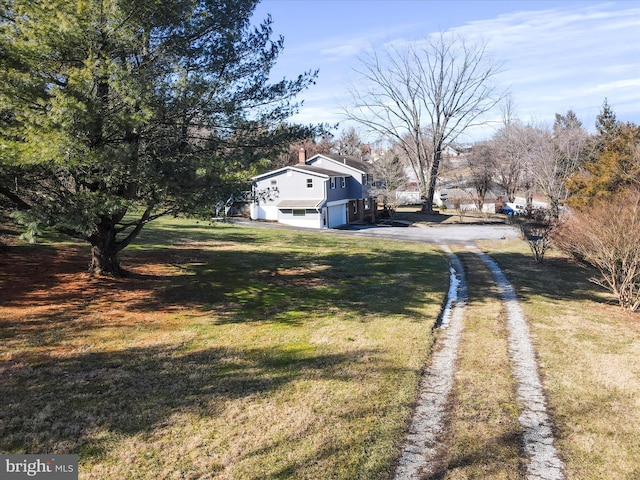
[250,149,377,228]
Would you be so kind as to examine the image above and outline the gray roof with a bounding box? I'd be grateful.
[293,164,345,177]
[252,164,346,181]
[252,153,371,181]
[319,154,371,173]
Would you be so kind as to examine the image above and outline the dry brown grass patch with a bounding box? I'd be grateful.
[479,239,640,480]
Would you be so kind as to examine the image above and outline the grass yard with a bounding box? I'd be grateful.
[0,218,449,479]
[479,239,640,480]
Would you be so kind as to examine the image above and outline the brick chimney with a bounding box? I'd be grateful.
[298,147,307,165]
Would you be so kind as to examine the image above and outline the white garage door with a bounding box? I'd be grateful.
[327,204,347,228]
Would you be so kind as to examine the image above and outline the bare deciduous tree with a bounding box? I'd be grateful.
[520,126,561,212]
[466,141,496,213]
[344,32,503,212]
[491,121,530,203]
[511,208,554,263]
[449,191,473,223]
[370,147,410,221]
[335,126,370,159]
[274,132,336,168]
[518,119,588,217]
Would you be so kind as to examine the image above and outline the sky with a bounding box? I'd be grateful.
[250,0,640,143]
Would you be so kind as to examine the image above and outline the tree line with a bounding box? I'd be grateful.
[465,101,639,313]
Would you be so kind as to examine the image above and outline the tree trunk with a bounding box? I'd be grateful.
[89,244,125,277]
[88,222,126,277]
[423,147,442,213]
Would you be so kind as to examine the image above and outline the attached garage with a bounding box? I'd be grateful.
[326,202,348,228]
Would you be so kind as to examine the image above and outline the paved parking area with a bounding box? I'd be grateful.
[340,223,520,244]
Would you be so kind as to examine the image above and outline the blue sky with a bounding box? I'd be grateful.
[251,0,640,143]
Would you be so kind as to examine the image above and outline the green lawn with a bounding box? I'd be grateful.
[0,218,449,479]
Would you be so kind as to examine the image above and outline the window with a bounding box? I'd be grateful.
[340,177,346,188]
[330,177,336,189]
[306,178,313,189]
[353,202,358,214]
[364,198,370,210]
[293,209,306,216]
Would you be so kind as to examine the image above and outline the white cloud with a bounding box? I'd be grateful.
[320,39,370,59]
[444,3,640,131]
[589,78,640,93]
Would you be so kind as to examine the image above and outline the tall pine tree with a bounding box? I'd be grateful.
[1,0,319,275]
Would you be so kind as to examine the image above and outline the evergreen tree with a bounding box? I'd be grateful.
[596,98,617,138]
[553,109,583,132]
[0,0,318,275]
[567,122,640,207]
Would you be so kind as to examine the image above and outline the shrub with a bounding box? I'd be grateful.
[511,208,554,263]
[552,188,640,311]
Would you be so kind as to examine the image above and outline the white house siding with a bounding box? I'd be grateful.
[445,201,496,213]
[251,204,278,221]
[397,191,422,205]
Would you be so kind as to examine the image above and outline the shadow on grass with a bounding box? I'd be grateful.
[0,342,392,455]
[456,252,501,306]
[134,221,265,247]
[1,236,448,335]
[0,243,90,291]
[139,246,447,324]
[446,249,598,312]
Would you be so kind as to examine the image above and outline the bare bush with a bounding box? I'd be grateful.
[553,189,640,311]
[511,208,554,263]
[450,192,472,223]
